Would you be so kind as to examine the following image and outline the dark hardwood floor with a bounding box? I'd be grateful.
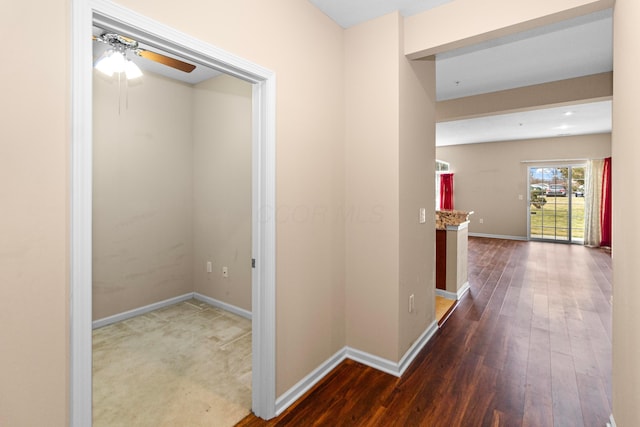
[237,237,612,426]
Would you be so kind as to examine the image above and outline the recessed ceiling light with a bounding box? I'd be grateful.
[564,111,574,116]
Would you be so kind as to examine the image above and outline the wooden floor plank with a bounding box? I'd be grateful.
[551,352,585,426]
[576,372,611,427]
[236,238,612,427]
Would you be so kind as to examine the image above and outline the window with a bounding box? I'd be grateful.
[435,160,450,210]
[436,160,450,172]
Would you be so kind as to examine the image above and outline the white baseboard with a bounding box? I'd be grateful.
[457,281,470,299]
[607,414,616,427]
[435,282,469,301]
[345,346,402,377]
[347,320,438,377]
[92,292,252,329]
[92,293,194,329]
[468,232,528,241]
[275,349,347,415]
[396,320,438,376]
[193,292,252,320]
[275,320,438,415]
[436,289,457,300]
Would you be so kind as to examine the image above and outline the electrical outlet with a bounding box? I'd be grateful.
[479,218,484,224]
[206,261,212,273]
[222,266,229,278]
[409,294,415,313]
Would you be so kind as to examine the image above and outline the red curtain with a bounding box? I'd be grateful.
[440,173,454,210]
[600,157,612,247]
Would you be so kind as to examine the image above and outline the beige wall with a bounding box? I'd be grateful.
[192,75,252,311]
[436,134,611,238]
[445,226,468,294]
[0,2,69,424]
[398,50,437,353]
[613,0,640,424]
[93,71,252,319]
[436,72,612,122]
[345,12,402,361]
[93,71,194,320]
[344,12,437,362]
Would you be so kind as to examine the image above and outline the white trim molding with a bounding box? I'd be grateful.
[194,292,252,320]
[446,220,470,231]
[92,293,194,329]
[91,293,252,330]
[457,281,470,299]
[275,349,348,416]
[275,320,438,416]
[348,321,438,377]
[390,320,438,377]
[468,232,528,241]
[345,346,403,377]
[435,288,457,300]
[435,281,470,301]
[393,320,439,376]
[70,2,93,425]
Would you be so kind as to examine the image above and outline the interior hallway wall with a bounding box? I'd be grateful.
[0,1,69,424]
[612,0,640,424]
[398,51,437,356]
[192,74,252,311]
[92,70,194,320]
[345,12,437,363]
[344,12,401,362]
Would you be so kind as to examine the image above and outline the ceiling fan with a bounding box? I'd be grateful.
[93,32,196,76]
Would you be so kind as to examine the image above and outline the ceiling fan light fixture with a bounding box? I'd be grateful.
[94,49,116,77]
[109,51,126,73]
[94,49,142,80]
[124,60,143,80]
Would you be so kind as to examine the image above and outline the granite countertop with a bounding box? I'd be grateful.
[436,210,474,230]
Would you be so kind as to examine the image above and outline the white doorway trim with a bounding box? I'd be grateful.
[70,0,277,424]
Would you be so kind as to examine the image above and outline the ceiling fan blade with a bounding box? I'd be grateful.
[138,50,196,73]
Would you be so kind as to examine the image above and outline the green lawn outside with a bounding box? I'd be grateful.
[530,195,585,241]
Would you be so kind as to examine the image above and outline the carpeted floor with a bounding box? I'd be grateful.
[93,299,252,427]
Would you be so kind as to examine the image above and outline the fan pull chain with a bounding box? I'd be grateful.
[115,69,131,115]
[117,70,122,116]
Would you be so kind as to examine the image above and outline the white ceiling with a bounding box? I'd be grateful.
[307,0,454,28]
[436,100,612,146]
[308,1,613,146]
[435,9,612,101]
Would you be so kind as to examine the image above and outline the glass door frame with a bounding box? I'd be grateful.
[527,163,586,244]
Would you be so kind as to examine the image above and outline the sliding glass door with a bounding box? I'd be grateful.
[528,165,586,243]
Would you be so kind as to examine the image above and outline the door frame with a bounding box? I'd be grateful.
[527,163,585,243]
[70,0,277,424]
